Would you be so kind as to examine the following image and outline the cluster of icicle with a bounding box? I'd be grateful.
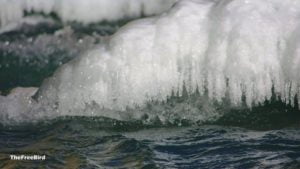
[34,0,300,115]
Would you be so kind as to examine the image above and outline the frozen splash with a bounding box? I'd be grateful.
[0,0,177,27]
[1,0,300,123]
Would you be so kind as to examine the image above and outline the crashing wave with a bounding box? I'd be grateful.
[1,0,300,124]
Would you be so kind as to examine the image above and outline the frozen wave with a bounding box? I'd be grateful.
[2,0,300,124]
[37,0,300,110]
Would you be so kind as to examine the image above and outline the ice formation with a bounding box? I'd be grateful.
[1,0,300,123]
[0,0,177,27]
[34,0,300,115]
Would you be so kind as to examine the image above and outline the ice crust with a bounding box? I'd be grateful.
[0,0,177,27]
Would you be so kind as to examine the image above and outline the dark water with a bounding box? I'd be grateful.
[0,117,300,169]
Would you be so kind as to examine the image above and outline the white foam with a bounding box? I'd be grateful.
[0,0,177,28]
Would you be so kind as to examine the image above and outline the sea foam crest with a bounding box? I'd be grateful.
[35,0,300,115]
